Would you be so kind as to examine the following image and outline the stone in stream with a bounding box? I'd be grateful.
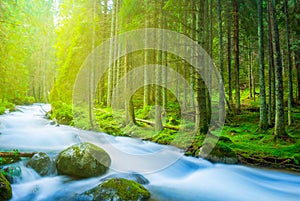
[100,173,150,185]
[1,165,22,183]
[76,178,151,201]
[26,152,56,176]
[0,173,12,200]
[56,142,111,178]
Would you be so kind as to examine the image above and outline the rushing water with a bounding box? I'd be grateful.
[0,104,300,201]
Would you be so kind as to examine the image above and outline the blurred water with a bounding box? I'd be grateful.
[0,104,299,201]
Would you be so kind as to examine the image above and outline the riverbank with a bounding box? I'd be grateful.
[93,106,300,172]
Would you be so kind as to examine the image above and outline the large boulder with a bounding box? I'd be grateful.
[77,178,150,201]
[56,142,111,178]
[0,173,12,200]
[26,152,56,176]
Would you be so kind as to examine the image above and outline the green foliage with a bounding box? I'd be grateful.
[0,100,15,114]
[50,102,73,125]
[95,108,124,135]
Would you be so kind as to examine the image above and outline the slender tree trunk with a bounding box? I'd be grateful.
[233,0,240,114]
[252,51,256,102]
[296,51,300,101]
[227,2,233,104]
[258,0,268,130]
[249,49,253,98]
[271,0,286,138]
[218,0,225,122]
[125,44,136,125]
[267,0,275,125]
[283,0,293,125]
[143,22,150,109]
[155,0,163,131]
[107,0,116,107]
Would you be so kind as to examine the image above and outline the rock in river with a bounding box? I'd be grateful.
[56,142,111,178]
[0,173,12,200]
[77,178,151,201]
[27,152,56,176]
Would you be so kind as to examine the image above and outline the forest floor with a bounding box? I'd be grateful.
[94,100,300,173]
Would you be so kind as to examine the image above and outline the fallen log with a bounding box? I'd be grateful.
[0,152,36,158]
[135,118,179,130]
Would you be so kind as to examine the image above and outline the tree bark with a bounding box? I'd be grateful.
[155,0,163,131]
[233,0,240,114]
[0,152,36,158]
[283,0,293,125]
[258,0,268,130]
[218,0,225,122]
[267,0,275,126]
[227,1,233,104]
[271,0,286,138]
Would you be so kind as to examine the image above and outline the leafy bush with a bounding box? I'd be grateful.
[0,101,15,114]
[51,102,73,125]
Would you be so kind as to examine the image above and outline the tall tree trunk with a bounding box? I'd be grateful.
[271,0,286,138]
[125,44,136,125]
[227,1,233,104]
[233,0,240,114]
[296,51,300,101]
[267,0,275,126]
[107,0,116,107]
[155,0,163,131]
[283,0,293,125]
[195,0,209,135]
[258,0,268,130]
[249,49,253,98]
[218,0,225,122]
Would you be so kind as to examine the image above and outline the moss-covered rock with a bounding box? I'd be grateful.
[100,173,149,185]
[0,173,12,200]
[78,178,150,201]
[27,152,56,176]
[1,165,22,183]
[56,142,111,178]
[199,142,238,164]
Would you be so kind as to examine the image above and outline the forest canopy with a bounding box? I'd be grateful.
[0,0,300,167]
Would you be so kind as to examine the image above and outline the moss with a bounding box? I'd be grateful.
[56,142,111,178]
[0,173,12,200]
[82,178,150,201]
[0,156,21,166]
[26,152,55,176]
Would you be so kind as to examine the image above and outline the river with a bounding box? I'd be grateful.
[0,104,299,201]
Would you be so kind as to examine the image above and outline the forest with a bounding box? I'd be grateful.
[0,0,300,171]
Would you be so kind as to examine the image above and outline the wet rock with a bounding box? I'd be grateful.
[77,178,150,201]
[100,173,149,185]
[1,165,22,183]
[27,152,56,176]
[56,142,111,178]
[0,173,12,200]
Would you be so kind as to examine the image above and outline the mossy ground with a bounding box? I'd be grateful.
[92,100,300,171]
